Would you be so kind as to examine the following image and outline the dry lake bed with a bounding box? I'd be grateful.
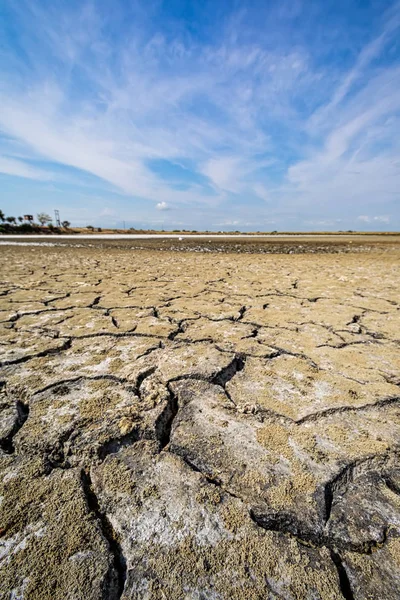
[0,238,399,599]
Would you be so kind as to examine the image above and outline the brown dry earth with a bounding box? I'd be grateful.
[0,242,399,600]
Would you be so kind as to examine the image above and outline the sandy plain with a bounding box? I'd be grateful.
[0,239,399,599]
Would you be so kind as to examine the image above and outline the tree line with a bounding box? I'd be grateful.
[0,210,71,233]
[0,210,70,228]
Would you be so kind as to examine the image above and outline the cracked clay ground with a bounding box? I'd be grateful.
[0,242,399,600]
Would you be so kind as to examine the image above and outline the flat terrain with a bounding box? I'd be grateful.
[1,232,399,255]
[0,241,399,599]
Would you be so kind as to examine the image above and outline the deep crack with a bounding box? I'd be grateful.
[330,551,355,600]
[80,470,127,600]
[156,383,179,449]
[0,399,29,454]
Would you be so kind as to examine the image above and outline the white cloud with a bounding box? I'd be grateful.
[156,201,170,211]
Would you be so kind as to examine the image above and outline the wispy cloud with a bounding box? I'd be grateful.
[0,0,399,229]
[308,2,400,133]
[358,215,390,223]
[0,155,53,181]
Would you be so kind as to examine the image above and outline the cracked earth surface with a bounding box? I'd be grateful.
[0,243,399,600]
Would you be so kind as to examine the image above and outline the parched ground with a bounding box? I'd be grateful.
[0,242,399,600]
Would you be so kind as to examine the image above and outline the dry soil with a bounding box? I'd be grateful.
[0,241,399,600]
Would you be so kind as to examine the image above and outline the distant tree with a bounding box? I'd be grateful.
[6,216,16,224]
[37,213,52,226]
[97,227,102,232]
[86,225,94,231]
[18,216,23,223]
[61,220,70,228]
[0,210,5,222]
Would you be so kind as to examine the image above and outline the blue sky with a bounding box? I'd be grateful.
[0,0,399,231]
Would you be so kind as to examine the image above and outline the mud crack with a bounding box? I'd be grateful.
[0,399,29,454]
[330,550,355,600]
[81,470,127,600]
[156,383,179,449]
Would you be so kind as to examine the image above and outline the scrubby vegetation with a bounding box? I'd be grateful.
[0,210,71,234]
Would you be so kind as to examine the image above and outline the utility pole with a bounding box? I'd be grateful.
[54,210,61,227]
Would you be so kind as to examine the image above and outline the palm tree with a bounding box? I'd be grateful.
[18,216,23,223]
[61,220,70,228]
[0,210,5,222]
[6,216,16,225]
